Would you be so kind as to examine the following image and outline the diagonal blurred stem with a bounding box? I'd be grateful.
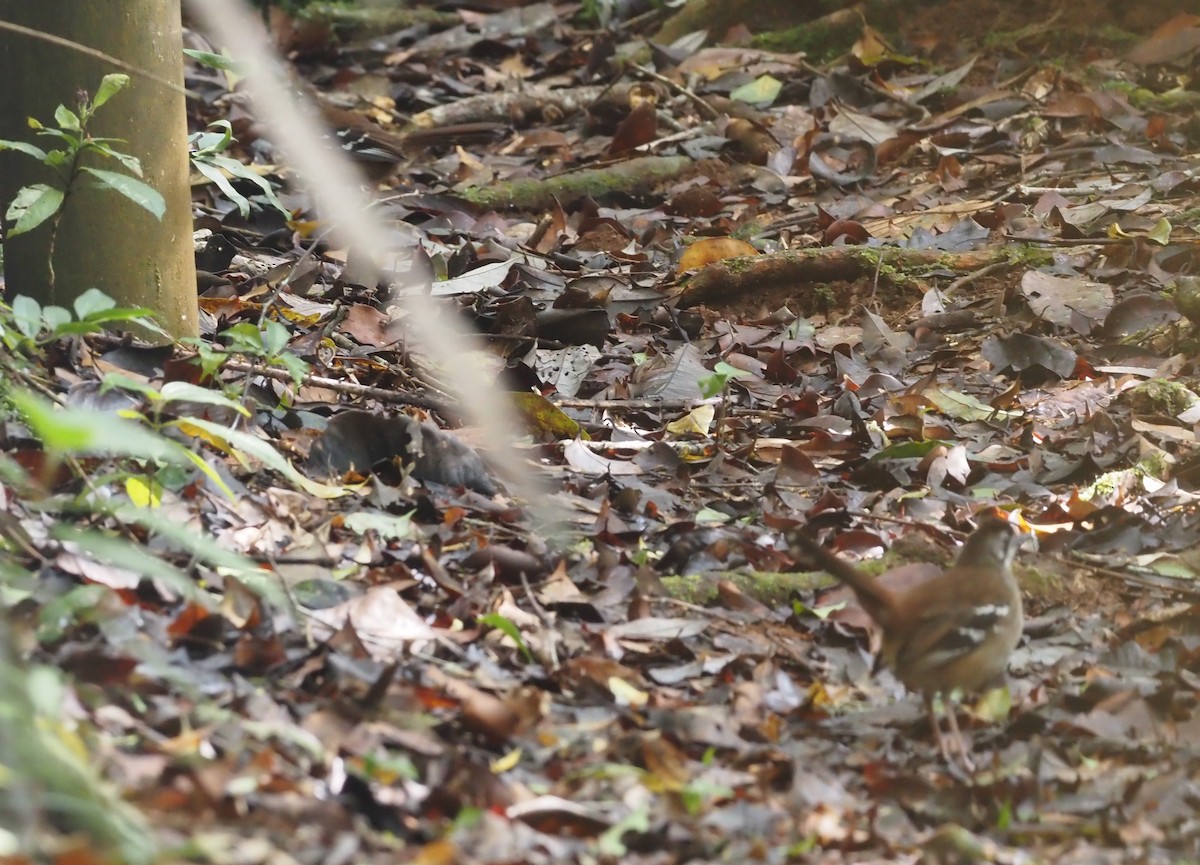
[184,0,555,534]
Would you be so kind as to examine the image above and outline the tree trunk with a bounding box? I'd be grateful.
[0,1,198,339]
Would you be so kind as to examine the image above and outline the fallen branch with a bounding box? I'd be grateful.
[457,154,693,210]
[677,247,1014,308]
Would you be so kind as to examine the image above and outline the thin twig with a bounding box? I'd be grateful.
[632,64,720,121]
[553,395,724,411]
[945,260,1011,295]
[0,19,196,98]
[222,359,459,415]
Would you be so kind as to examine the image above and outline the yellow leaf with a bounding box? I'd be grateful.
[677,237,758,275]
[665,404,715,436]
[124,474,162,507]
[490,748,522,773]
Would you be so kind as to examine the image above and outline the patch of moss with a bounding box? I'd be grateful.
[1126,87,1200,112]
[1005,245,1055,269]
[811,283,837,311]
[658,572,719,605]
[660,563,868,608]
[1136,448,1172,482]
[1173,277,1200,326]
[1125,379,1197,416]
[754,22,857,62]
[1091,25,1139,49]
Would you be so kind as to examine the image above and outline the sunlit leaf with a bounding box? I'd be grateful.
[0,138,49,161]
[6,183,64,236]
[93,73,130,108]
[479,612,533,662]
[72,287,116,320]
[172,416,353,498]
[80,167,165,218]
[11,390,186,463]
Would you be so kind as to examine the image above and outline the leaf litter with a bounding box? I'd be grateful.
[5,0,1200,862]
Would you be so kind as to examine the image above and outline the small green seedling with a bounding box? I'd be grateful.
[0,74,166,293]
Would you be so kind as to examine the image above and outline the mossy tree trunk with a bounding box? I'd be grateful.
[0,1,198,339]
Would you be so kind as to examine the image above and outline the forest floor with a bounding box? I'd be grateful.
[4,0,1200,862]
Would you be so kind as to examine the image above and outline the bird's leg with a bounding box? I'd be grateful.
[925,693,952,762]
[925,693,975,771]
[942,699,976,772]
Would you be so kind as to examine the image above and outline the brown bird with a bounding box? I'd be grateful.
[312,96,412,183]
[790,513,1024,768]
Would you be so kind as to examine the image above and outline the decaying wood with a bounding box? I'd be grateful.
[677,247,1012,308]
[411,83,637,129]
[457,154,693,211]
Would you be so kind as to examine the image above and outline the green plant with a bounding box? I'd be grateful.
[0,287,167,355]
[576,0,615,27]
[185,319,311,396]
[0,647,156,865]
[0,74,166,294]
[189,120,288,217]
[478,612,534,663]
[698,360,754,399]
[2,382,329,607]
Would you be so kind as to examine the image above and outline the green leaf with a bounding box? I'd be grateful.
[40,305,73,334]
[183,49,240,72]
[79,168,165,219]
[0,138,49,161]
[191,158,251,217]
[34,127,72,144]
[206,154,287,215]
[43,147,72,166]
[189,130,228,155]
[870,439,950,461]
[1147,218,1172,245]
[93,73,130,108]
[86,141,143,175]
[170,416,353,499]
[100,372,162,402]
[51,311,159,337]
[53,104,81,132]
[695,506,732,525]
[222,323,264,354]
[342,510,416,540]
[11,295,42,338]
[50,524,210,607]
[176,447,236,501]
[794,598,848,620]
[51,301,159,335]
[698,373,728,399]
[730,74,782,106]
[260,319,290,356]
[6,183,64,236]
[37,584,112,643]
[110,503,290,612]
[189,120,234,156]
[478,612,533,662]
[596,807,650,858]
[712,361,755,380]
[84,307,158,324]
[11,390,188,464]
[273,352,310,388]
[159,381,251,416]
[924,388,1021,422]
[72,287,116,320]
